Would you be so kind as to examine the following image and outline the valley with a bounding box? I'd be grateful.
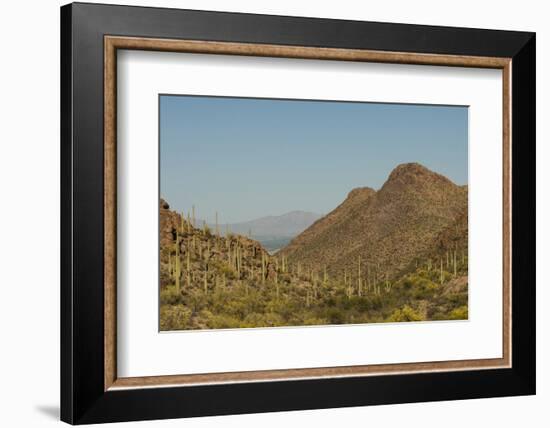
[160,163,468,331]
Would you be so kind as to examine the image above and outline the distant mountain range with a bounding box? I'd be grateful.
[217,211,322,252]
[220,211,321,237]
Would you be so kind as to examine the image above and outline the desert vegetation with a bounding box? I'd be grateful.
[160,246,468,330]
[159,164,469,331]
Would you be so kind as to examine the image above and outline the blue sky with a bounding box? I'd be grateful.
[160,95,468,224]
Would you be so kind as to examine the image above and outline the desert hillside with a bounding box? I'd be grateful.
[280,163,467,280]
[159,163,468,330]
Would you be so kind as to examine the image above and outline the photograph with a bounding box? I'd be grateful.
[159,95,469,331]
[55,2,536,424]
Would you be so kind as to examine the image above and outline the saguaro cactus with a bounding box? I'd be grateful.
[261,253,266,284]
[174,232,181,292]
[384,280,390,293]
[343,269,347,288]
[274,271,279,299]
[453,250,457,276]
[235,244,242,278]
[357,256,362,296]
[237,246,242,277]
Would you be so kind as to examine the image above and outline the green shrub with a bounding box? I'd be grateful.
[303,316,328,326]
[160,305,192,330]
[387,305,424,322]
[207,313,242,329]
[447,293,468,306]
[412,281,438,299]
[449,305,468,320]
[326,307,346,324]
[160,286,182,305]
[212,262,235,279]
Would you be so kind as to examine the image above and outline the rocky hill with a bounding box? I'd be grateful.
[279,163,467,280]
[160,198,271,292]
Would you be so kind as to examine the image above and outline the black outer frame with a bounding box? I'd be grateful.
[60,2,535,424]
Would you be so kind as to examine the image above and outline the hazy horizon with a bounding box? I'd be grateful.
[160,95,468,224]
[163,209,324,229]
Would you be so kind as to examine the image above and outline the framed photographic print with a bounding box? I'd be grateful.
[60,2,535,424]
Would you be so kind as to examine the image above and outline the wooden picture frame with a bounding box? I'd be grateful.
[61,2,535,424]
